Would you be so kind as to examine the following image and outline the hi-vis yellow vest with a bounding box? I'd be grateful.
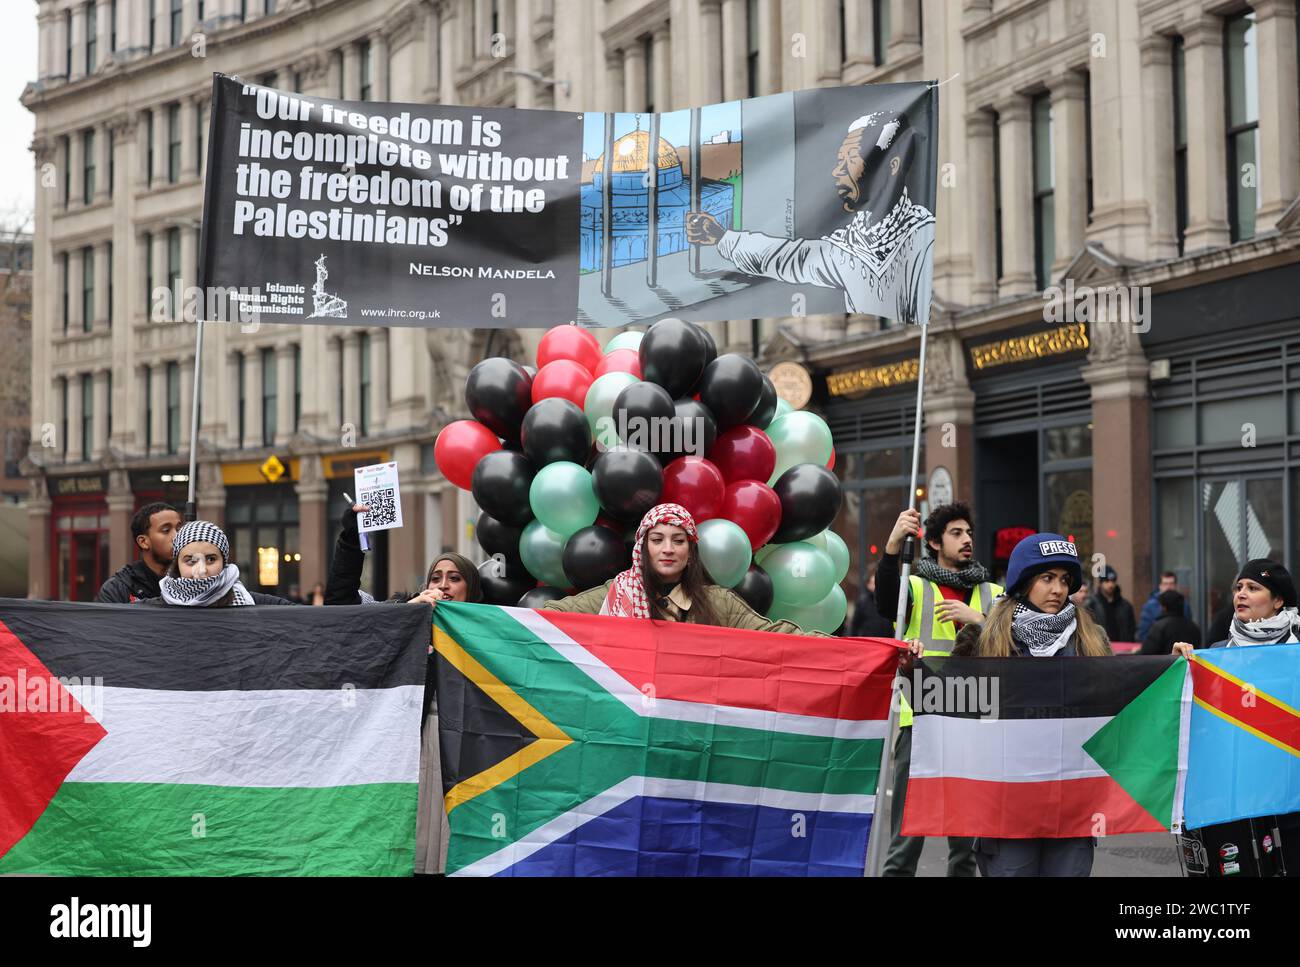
[898,576,1002,727]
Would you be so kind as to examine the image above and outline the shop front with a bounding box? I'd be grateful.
[222,458,303,602]
[48,473,109,601]
[1147,264,1300,629]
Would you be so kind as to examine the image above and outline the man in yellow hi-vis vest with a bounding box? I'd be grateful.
[876,502,1003,876]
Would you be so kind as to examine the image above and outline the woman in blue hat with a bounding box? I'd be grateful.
[916,533,1111,876]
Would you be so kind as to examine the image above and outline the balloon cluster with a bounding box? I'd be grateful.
[434,319,847,632]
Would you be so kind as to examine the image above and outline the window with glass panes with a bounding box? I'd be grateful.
[237,353,246,448]
[1082,71,1093,223]
[65,10,72,75]
[1225,12,1259,242]
[145,111,154,186]
[144,366,152,450]
[83,129,95,203]
[81,246,94,332]
[1173,36,1188,254]
[142,232,152,316]
[111,0,118,50]
[148,0,155,50]
[360,42,371,100]
[644,35,654,113]
[265,0,277,13]
[746,0,759,97]
[196,99,205,177]
[169,0,182,46]
[261,347,276,446]
[167,228,181,308]
[62,252,70,332]
[872,0,889,66]
[993,111,1003,282]
[106,371,112,440]
[166,361,180,453]
[86,3,96,73]
[293,344,301,432]
[167,104,181,182]
[1032,94,1054,290]
[60,378,69,456]
[60,135,70,206]
[81,373,93,461]
[106,243,113,326]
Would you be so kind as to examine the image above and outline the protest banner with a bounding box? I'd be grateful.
[198,74,938,329]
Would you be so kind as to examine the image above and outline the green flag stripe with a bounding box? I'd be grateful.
[1083,658,1188,828]
[0,781,417,877]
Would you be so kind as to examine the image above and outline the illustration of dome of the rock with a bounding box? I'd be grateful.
[581,129,736,272]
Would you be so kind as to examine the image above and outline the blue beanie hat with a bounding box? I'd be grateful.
[1005,532,1082,596]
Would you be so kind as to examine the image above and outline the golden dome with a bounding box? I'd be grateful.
[594,131,681,172]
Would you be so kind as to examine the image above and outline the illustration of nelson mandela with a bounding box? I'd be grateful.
[685,110,935,325]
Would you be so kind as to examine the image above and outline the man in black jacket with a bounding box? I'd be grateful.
[95,502,182,603]
[1085,565,1138,644]
[1143,590,1202,654]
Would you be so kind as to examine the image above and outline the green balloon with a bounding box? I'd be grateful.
[823,530,850,584]
[765,541,836,606]
[519,519,569,588]
[529,461,599,539]
[584,371,640,448]
[769,585,848,634]
[754,542,781,566]
[766,410,834,484]
[697,518,752,588]
[766,397,793,428]
[605,330,644,353]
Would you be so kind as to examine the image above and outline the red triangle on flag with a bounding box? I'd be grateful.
[0,618,107,858]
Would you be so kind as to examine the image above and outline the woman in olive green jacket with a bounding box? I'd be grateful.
[544,502,825,636]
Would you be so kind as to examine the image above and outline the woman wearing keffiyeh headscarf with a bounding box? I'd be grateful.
[137,520,299,608]
[544,503,825,635]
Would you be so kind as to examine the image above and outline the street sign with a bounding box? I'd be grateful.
[260,454,286,484]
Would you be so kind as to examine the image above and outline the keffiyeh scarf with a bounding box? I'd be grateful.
[600,503,699,619]
[913,557,992,591]
[1226,607,1300,647]
[160,564,256,607]
[1011,601,1078,657]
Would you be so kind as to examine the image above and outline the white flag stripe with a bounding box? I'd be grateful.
[64,684,423,788]
[453,775,876,877]
[910,714,1112,783]
[509,607,885,739]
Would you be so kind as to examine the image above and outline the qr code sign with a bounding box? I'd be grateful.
[360,488,398,528]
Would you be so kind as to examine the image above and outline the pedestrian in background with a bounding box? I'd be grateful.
[1142,590,1201,655]
[1138,571,1192,640]
[1085,565,1137,644]
[95,502,183,603]
[849,566,894,638]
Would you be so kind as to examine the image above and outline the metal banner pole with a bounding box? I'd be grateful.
[184,319,204,523]
[862,321,929,877]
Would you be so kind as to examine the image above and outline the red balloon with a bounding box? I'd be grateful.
[659,456,725,523]
[708,425,777,484]
[721,480,782,549]
[827,448,836,471]
[531,359,595,408]
[537,326,602,373]
[434,420,501,491]
[594,349,643,380]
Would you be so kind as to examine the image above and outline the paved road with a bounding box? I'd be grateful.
[913,831,1183,877]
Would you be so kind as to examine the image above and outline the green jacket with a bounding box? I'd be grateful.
[544,581,828,637]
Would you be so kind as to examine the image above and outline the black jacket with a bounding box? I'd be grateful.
[324,510,410,605]
[1142,614,1203,655]
[1085,590,1137,643]
[95,559,164,603]
[849,588,895,638]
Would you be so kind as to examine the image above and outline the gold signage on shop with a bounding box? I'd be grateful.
[260,454,286,484]
[827,358,920,397]
[969,323,1090,371]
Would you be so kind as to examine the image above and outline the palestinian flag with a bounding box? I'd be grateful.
[432,603,899,876]
[0,599,428,875]
[901,655,1190,838]
[1185,644,1300,829]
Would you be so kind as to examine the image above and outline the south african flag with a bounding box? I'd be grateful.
[432,603,899,876]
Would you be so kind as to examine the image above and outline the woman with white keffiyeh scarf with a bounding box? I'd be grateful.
[1173,559,1300,655]
[137,520,299,608]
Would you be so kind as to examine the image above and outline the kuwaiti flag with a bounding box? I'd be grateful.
[901,655,1190,838]
[0,599,428,876]
[1184,644,1300,829]
[432,603,899,876]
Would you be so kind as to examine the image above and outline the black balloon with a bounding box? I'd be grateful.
[613,381,675,451]
[639,318,710,398]
[693,321,718,369]
[747,375,779,428]
[592,449,664,522]
[477,511,525,571]
[465,357,533,441]
[734,564,775,615]
[563,525,632,591]
[662,398,718,462]
[521,398,591,467]
[471,451,535,527]
[518,586,567,608]
[771,463,842,543]
[698,353,764,431]
[478,560,536,605]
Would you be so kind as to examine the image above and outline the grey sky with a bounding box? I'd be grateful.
[0,10,37,229]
